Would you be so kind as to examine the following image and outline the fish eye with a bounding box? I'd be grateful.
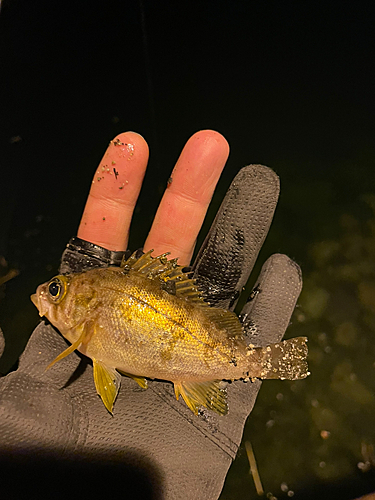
[47,277,66,303]
[48,279,61,297]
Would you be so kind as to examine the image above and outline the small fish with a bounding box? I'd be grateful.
[31,250,309,415]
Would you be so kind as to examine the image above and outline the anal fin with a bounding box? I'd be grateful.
[174,380,228,415]
[117,370,148,390]
[93,359,122,414]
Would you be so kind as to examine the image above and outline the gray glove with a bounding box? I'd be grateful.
[0,165,302,500]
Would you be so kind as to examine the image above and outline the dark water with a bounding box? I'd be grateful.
[1,1,375,498]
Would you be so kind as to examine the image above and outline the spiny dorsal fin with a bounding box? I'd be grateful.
[174,380,228,415]
[121,250,206,304]
[121,250,244,339]
[121,249,178,278]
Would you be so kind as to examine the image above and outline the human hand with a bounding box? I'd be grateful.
[0,131,302,500]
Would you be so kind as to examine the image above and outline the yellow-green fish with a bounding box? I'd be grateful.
[31,250,309,415]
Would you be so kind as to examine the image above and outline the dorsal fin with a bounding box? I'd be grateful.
[121,250,206,304]
[121,250,244,339]
[203,308,244,341]
[121,249,175,277]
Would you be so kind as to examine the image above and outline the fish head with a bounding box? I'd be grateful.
[31,274,96,341]
[31,275,71,329]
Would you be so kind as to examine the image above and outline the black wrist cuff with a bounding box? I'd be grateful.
[59,237,129,274]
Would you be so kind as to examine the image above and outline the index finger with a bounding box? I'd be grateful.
[77,132,149,252]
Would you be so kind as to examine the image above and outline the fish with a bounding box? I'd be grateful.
[30,250,309,415]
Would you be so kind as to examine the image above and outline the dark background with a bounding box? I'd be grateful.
[0,1,374,499]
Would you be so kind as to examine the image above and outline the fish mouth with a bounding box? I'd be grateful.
[30,293,38,308]
[30,292,48,317]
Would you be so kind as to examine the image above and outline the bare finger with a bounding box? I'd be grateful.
[144,130,229,265]
[77,132,149,251]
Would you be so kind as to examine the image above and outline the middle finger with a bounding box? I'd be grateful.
[144,130,229,266]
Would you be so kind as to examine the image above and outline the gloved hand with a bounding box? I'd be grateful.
[0,131,302,500]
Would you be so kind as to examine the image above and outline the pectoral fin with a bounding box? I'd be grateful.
[93,360,122,414]
[46,327,88,371]
[174,380,228,415]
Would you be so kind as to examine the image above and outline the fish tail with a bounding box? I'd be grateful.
[246,337,309,381]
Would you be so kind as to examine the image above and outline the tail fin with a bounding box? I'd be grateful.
[249,337,309,381]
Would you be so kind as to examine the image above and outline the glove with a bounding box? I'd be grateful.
[0,164,302,500]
